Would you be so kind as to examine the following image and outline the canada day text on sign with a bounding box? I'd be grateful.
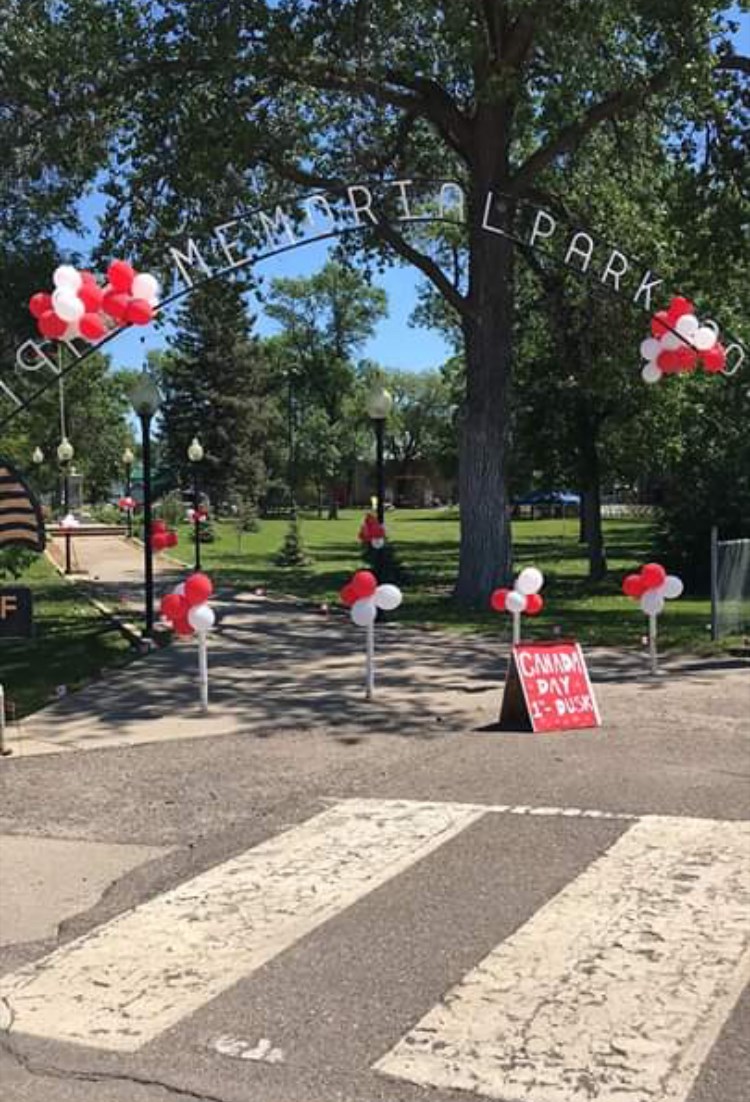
[4,179,746,412]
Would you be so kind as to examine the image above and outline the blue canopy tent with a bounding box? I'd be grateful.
[513,490,581,519]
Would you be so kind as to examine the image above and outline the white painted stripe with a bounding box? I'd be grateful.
[376,815,750,1102]
[328,797,639,821]
[0,799,482,1051]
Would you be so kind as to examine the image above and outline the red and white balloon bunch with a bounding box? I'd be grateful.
[159,572,215,637]
[339,570,402,625]
[490,567,545,619]
[640,296,727,384]
[118,495,136,512]
[151,519,178,553]
[358,513,386,550]
[621,562,683,616]
[28,260,160,344]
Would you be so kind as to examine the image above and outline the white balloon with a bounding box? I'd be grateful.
[174,583,186,596]
[52,288,84,322]
[515,566,544,595]
[693,326,717,351]
[53,264,82,291]
[132,272,160,304]
[641,362,662,384]
[374,583,402,611]
[675,313,699,340]
[640,590,665,616]
[505,589,527,614]
[661,330,681,350]
[661,575,684,600]
[639,337,661,361]
[351,598,376,627]
[188,603,215,634]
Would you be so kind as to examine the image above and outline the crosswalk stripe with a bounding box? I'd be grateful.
[375,815,750,1102]
[0,799,483,1052]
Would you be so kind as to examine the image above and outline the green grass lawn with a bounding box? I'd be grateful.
[0,556,135,720]
[172,509,719,651]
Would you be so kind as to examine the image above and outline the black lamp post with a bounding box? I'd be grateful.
[130,372,162,637]
[187,436,204,571]
[122,446,134,538]
[366,385,393,525]
[56,437,74,574]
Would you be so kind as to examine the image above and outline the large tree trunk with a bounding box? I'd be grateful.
[454,193,514,604]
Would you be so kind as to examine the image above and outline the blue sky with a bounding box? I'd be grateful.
[55,7,748,375]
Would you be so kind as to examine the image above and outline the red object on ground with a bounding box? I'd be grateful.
[499,641,600,733]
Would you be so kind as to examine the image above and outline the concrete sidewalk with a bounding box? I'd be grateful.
[10,544,750,760]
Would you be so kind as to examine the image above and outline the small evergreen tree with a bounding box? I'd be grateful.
[158,279,271,513]
[274,511,312,568]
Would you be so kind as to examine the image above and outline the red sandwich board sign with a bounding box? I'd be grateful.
[499,641,601,732]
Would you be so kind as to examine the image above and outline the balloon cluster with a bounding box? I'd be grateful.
[151,519,178,553]
[118,495,136,512]
[28,261,160,344]
[640,296,727,384]
[358,513,386,549]
[159,572,215,637]
[490,566,545,617]
[339,570,402,626]
[187,506,209,524]
[622,562,684,616]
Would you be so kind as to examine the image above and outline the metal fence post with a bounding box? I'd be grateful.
[710,525,719,642]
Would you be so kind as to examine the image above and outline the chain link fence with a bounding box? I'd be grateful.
[711,528,750,640]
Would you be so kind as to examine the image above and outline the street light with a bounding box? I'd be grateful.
[130,371,162,637]
[187,436,204,571]
[122,446,135,538]
[366,385,393,525]
[56,437,75,574]
[32,446,44,466]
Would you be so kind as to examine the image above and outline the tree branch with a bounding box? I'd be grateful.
[254,152,470,319]
[509,68,674,194]
[715,54,750,75]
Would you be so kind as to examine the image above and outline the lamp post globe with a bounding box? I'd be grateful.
[187,437,204,570]
[32,446,44,465]
[366,385,393,422]
[129,371,162,637]
[56,438,75,574]
[57,437,74,464]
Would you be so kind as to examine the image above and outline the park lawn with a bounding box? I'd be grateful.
[172,509,717,651]
[0,555,135,719]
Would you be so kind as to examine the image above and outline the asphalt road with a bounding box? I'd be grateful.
[0,574,748,1102]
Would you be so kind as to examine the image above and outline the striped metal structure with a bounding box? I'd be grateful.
[0,458,45,552]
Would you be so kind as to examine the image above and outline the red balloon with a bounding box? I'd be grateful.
[666,296,694,323]
[350,570,377,599]
[166,531,178,548]
[152,532,168,552]
[125,298,154,325]
[490,587,509,612]
[674,345,698,372]
[102,291,131,321]
[29,292,52,318]
[657,348,682,374]
[151,519,167,533]
[80,270,98,283]
[160,593,185,621]
[38,310,67,339]
[622,573,644,598]
[651,310,670,338]
[79,312,107,341]
[172,612,194,636]
[701,344,727,373]
[526,593,544,616]
[78,280,104,311]
[339,582,357,607]
[107,260,135,293]
[184,572,214,607]
[641,562,666,590]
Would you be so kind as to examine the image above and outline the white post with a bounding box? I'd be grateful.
[198,632,209,712]
[648,613,658,676]
[0,684,6,755]
[512,610,521,647]
[365,620,375,700]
